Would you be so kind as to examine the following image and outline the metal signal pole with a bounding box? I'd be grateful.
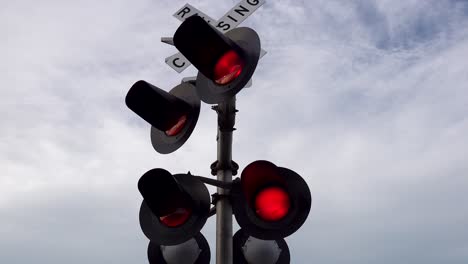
[214,97,236,264]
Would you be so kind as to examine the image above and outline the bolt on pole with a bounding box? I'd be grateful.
[215,96,236,264]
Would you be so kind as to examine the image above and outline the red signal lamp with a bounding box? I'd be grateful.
[232,160,312,240]
[214,50,244,85]
[164,115,188,137]
[159,207,193,227]
[255,186,291,222]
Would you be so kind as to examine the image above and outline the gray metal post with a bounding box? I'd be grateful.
[215,97,236,264]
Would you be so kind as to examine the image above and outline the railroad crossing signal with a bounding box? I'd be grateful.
[232,161,312,240]
[138,169,211,245]
[165,0,267,74]
[125,80,200,154]
[124,1,312,263]
[174,15,261,103]
[138,169,211,263]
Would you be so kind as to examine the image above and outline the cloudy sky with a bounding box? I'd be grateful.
[2,0,468,263]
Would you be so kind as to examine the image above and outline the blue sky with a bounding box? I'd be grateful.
[2,0,468,263]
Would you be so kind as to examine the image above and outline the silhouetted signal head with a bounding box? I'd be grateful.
[174,15,261,104]
[233,229,290,264]
[148,233,210,264]
[232,160,312,240]
[125,80,200,154]
[138,169,210,245]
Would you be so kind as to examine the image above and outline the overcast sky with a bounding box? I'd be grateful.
[2,0,468,263]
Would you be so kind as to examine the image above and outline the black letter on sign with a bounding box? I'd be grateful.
[247,0,260,6]
[234,5,249,17]
[216,21,231,32]
[177,7,191,19]
[227,15,238,22]
[173,58,186,68]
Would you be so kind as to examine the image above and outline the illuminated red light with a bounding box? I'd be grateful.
[165,115,188,136]
[213,50,244,85]
[159,207,192,227]
[255,186,290,221]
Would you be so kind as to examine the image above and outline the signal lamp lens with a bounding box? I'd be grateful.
[214,50,244,85]
[159,207,192,227]
[165,115,188,136]
[255,186,290,222]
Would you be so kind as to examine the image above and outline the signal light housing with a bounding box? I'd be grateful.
[125,80,200,154]
[174,15,261,104]
[148,233,210,264]
[138,169,211,245]
[232,160,312,240]
[233,229,290,264]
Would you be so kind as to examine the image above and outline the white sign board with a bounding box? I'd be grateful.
[173,3,216,24]
[214,0,266,33]
[165,0,266,73]
[165,53,191,73]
